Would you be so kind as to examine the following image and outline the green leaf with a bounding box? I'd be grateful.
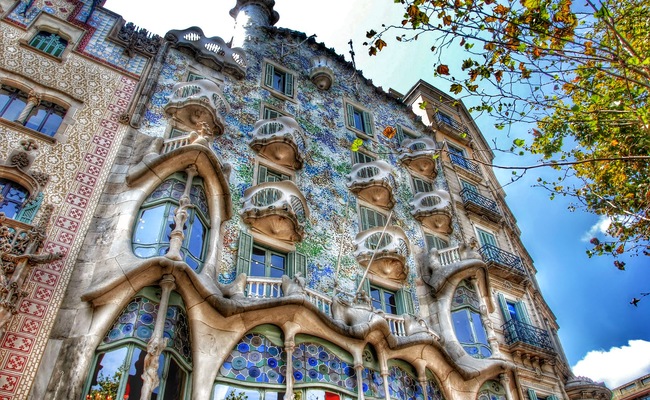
[513,138,525,147]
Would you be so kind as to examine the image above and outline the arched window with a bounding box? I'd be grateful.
[0,85,28,121]
[0,179,30,219]
[29,31,68,57]
[24,99,66,136]
[477,380,506,400]
[133,173,210,270]
[84,288,191,400]
[451,279,492,359]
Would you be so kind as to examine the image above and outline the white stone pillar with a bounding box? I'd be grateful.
[284,340,295,400]
[500,373,514,400]
[355,364,365,400]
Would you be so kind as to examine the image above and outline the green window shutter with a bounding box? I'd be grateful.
[284,72,294,97]
[286,251,306,277]
[476,228,497,247]
[355,275,372,296]
[346,104,355,128]
[527,389,539,400]
[515,301,532,325]
[396,125,404,144]
[360,207,370,230]
[548,395,559,400]
[257,165,268,184]
[236,231,253,275]
[362,111,373,136]
[16,192,43,224]
[264,63,275,88]
[396,288,414,315]
[497,293,511,321]
[426,235,448,251]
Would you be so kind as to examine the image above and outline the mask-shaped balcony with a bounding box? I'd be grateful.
[240,181,309,243]
[347,160,395,210]
[398,137,438,179]
[479,244,528,283]
[410,190,453,234]
[353,226,409,281]
[164,79,230,136]
[249,116,307,170]
[460,188,502,223]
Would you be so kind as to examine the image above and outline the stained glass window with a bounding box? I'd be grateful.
[388,364,418,400]
[451,280,492,359]
[219,333,287,384]
[84,289,191,400]
[477,381,506,400]
[133,173,210,270]
[292,341,356,393]
[29,31,68,57]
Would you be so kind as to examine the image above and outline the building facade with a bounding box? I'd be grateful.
[0,0,613,399]
[611,374,650,400]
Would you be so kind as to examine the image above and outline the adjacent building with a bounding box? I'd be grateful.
[0,0,614,399]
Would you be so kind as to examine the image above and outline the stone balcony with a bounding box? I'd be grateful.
[240,181,309,243]
[460,188,502,223]
[347,160,395,209]
[398,137,438,179]
[249,116,307,170]
[353,226,409,281]
[410,190,453,234]
[434,112,471,142]
[479,244,528,283]
[165,27,247,79]
[164,79,230,135]
[502,319,556,356]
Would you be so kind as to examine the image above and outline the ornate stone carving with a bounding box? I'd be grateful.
[116,22,162,56]
[281,272,306,296]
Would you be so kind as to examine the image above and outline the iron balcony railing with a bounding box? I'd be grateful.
[460,188,500,216]
[479,244,526,275]
[502,319,555,352]
[434,112,471,139]
[449,154,482,176]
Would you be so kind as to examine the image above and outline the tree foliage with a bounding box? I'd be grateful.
[366,0,650,263]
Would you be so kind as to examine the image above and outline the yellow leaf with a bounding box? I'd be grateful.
[383,126,396,139]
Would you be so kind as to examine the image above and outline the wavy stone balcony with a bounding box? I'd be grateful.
[347,160,395,209]
[164,79,230,135]
[479,244,527,283]
[398,137,438,179]
[249,116,307,170]
[434,112,471,141]
[460,188,502,223]
[240,181,309,243]
[353,226,409,281]
[165,27,247,79]
[410,190,453,234]
[503,319,555,357]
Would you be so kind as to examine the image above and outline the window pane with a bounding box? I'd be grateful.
[506,302,518,321]
[272,71,285,92]
[384,291,397,314]
[124,348,147,400]
[269,253,285,278]
[24,108,48,131]
[250,247,266,276]
[40,112,63,136]
[187,216,206,259]
[472,312,489,345]
[370,287,382,310]
[353,110,364,131]
[213,385,261,400]
[162,357,186,400]
[451,310,474,343]
[133,205,166,245]
[0,94,26,121]
[87,347,128,398]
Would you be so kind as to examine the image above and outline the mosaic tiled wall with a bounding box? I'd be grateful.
[137,28,464,308]
[0,19,136,399]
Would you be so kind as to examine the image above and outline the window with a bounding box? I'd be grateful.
[425,234,449,251]
[257,165,290,184]
[0,85,28,121]
[264,62,294,98]
[235,231,306,282]
[497,294,532,325]
[449,144,470,169]
[475,227,497,248]
[132,174,210,271]
[250,245,286,278]
[359,206,387,231]
[24,100,65,136]
[412,176,433,193]
[84,289,191,400]
[352,151,375,164]
[460,179,478,193]
[395,125,418,144]
[0,179,30,219]
[528,389,559,400]
[345,102,373,136]
[451,279,492,359]
[370,285,397,314]
[262,106,285,120]
[477,381,506,400]
[169,128,188,138]
[29,31,68,57]
[437,111,454,125]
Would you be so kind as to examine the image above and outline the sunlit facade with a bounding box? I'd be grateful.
[0,1,613,399]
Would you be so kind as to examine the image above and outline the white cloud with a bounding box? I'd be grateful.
[572,340,650,388]
[581,215,611,242]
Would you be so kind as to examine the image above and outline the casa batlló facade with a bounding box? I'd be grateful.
[0,0,614,399]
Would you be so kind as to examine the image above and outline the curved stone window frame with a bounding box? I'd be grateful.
[132,173,211,271]
[451,279,492,359]
[83,288,192,400]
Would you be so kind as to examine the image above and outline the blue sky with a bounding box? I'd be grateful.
[103,0,650,387]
